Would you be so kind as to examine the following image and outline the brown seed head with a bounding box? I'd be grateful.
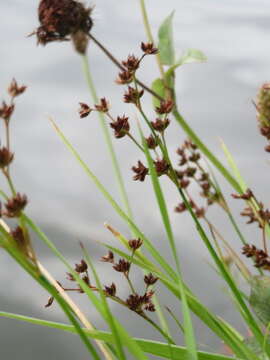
[175,202,186,213]
[145,135,158,149]
[185,167,197,178]
[144,303,156,312]
[132,161,149,182]
[110,115,130,139]
[4,193,28,218]
[144,273,159,286]
[35,0,93,46]
[123,86,144,105]
[155,100,174,114]
[104,283,116,297]
[0,147,14,168]
[151,118,170,132]
[95,98,109,112]
[100,251,114,263]
[78,102,91,118]
[11,226,26,248]
[141,42,158,55]
[75,259,88,273]
[126,293,142,311]
[154,158,170,176]
[113,259,130,273]
[0,102,14,121]
[8,79,27,98]
[122,55,140,72]
[128,238,143,251]
[116,70,133,85]
[231,189,253,200]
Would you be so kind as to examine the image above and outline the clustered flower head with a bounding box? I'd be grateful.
[174,139,220,218]
[2,193,28,218]
[33,0,93,53]
[242,244,270,270]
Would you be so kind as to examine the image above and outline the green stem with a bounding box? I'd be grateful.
[81,54,133,221]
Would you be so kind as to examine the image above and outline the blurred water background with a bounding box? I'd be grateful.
[1,0,270,358]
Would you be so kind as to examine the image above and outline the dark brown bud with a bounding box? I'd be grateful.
[123,86,144,105]
[132,161,149,182]
[116,70,133,85]
[144,273,158,286]
[100,251,114,263]
[179,179,190,189]
[104,283,116,297]
[0,147,14,168]
[151,118,170,132]
[122,55,140,72]
[155,100,174,115]
[145,135,158,149]
[8,79,27,98]
[78,102,91,118]
[95,98,109,113]
[195,207,205,218]
[75,259,88,273]
[141,42,158,55]
[140,290,154,304]
[4,193,28,218]
[110,115,130,138]
[45,296,54,308]
[128,238,143,251]
[0,101,14,121]
[154,158,170,176]
[188,153,200,162]
[113,259,130,273]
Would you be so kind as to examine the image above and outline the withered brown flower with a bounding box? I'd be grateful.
[110,115,130,138]
[141,42,158,55]
[154,158,170,176]
[78,102,91,118]
[123,86,144,105]
[8,79,27,98]
[155,100,174,114]
[116,70,133,85]
[104,283,117,297]
[4,193,28,218]
[34,0,93,53]
[132,161,149,182]
[145,135,158,149]
[128,238,143,251]
[151,118,170,132]
[95,98,109,113]
[0,102,14,122]
[144,273,158,286]
[75,259,88,273]
[113,259,130,273]
[0,147,14,168]
[122,55,140,72]
[101,251,114,263]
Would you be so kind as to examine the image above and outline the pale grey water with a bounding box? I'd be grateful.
[1,0,270,358]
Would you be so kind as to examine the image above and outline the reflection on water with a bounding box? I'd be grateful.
[1,0,270,357]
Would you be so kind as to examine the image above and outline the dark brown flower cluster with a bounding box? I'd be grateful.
[125,290,155,312]
[1,193,28,218]
[116,42,158,85]
[34,0,93,53]
[174,139,220,217]
[256,83,270,152]
[242,244,270,270]
[132,161,149,182]
[110,115,130,139]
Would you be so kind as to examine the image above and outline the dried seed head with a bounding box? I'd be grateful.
[0,102,14,121]
[179,179,190,189]
[122,55,140,72]
[185,167,197,178]
[35,0,93,48]
[104,283,116,297]
[116,70,133,85]
[11,226,26,248]
[4,193,28,218]
[101,251,114,263]
[151,118,170,132]
[126,293,142,311]
[132,160,149,182]
[231,189,253,200]
[141,42,158,55]
[0,147,14,168]
[8,79,27,98]
[74,259,88,273]
[155,100,174,115]
[145,135,158,149]
[175,202,186,213]
[78,102,91,118]
[144,273,159,286]
[128,238,143,251]
[95,98,109,113]
[154,158,170,176]
[123,86,144,105]
[110,115,130,138]
[113,259,130,273]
